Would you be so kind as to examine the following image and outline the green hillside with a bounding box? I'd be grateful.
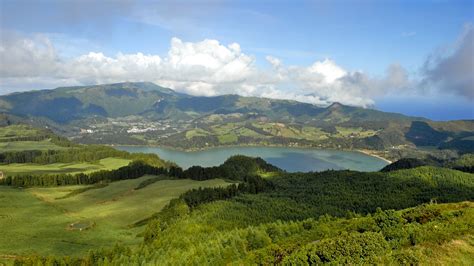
[6,163,473,265]
[0,176,231,258]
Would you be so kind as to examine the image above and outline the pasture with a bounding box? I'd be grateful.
[0,125,42,140]
[0,158,131,176]
[0,140,64,152]
[0,176,231,257]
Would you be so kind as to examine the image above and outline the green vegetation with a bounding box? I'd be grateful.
[381,158,428,172]
[0,124,36,137]
[0,176,231,257]
[0,124,172,188]
[0,119,472,265]
[4,158,472,265]
[381,153,474,173]
[0,124,67,151]
[0,158,131,176]
[13,199,473,265]
[0,140,64,152]
[169,165,473,227]
[185,128,210,140]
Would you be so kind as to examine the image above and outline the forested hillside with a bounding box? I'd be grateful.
[5,158,474,265]
[380,153,474,173]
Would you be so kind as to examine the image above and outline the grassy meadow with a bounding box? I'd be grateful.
[0,175,231,257]
[0,125,43,140]
[0,158,131,176]
[0,125,64,151]
[0,140,64,152]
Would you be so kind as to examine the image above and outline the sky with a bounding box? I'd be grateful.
[0,0,473,120]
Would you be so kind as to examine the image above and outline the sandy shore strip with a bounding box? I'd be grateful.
[357,149,393,164]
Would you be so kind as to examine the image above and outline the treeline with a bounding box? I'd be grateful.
[180,155,280,181]
[380,158,427,172]
[180,175,273,208]
[0,146,127,164]
[0,145,170,167]
[0,161,173,187]
[0,134,49,142]
[381,153,474,173]
[265,167,474,218]
[0,150,43,164]
[0,126,75,147]
[0,155,280,187]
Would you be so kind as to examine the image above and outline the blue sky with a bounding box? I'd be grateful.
[0,0,473,120]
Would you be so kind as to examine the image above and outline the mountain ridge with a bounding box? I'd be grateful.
[0,82,422,120]
[0,82,472,159]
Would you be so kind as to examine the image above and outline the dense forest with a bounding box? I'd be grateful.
[380,153,474,173]
[0,145,171,166]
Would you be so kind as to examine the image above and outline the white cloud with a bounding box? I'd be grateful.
[3,29,468,108]
[0,31,59,78]
[267,59,411,107]
[422,24,474,100]
[266,56,282,69]
[306,59,347,84]
[0,34,263,97]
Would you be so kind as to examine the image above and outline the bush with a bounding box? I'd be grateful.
[283,232,389,265]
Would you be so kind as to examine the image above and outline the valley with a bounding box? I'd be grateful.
[0,83,472,265]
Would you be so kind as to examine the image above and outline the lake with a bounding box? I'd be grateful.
[117,146,388,172]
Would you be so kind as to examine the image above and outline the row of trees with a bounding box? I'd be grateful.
[181,155,280,181]
[0,161,174,187]
[381,153,474,173]
[0,146,128,164]
[0,155,279,187]
[180,175,273,208]
[0,134,49,142]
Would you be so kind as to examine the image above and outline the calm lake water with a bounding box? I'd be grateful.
[117,146,388,172]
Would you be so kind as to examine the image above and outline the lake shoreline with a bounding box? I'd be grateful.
[356,149,392,164]
[112,144,392,168]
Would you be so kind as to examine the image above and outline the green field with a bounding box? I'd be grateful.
[335,126,378,138]
[0,140,64,152]
[0,125,65,151]
[0,125,42,140]
[0,176,231,257]
[0,158,131,176]
[183,122,379,146]
[185,128,210,140]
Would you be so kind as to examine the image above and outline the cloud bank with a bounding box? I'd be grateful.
[1,27,472,107]
[422,24,474,100]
